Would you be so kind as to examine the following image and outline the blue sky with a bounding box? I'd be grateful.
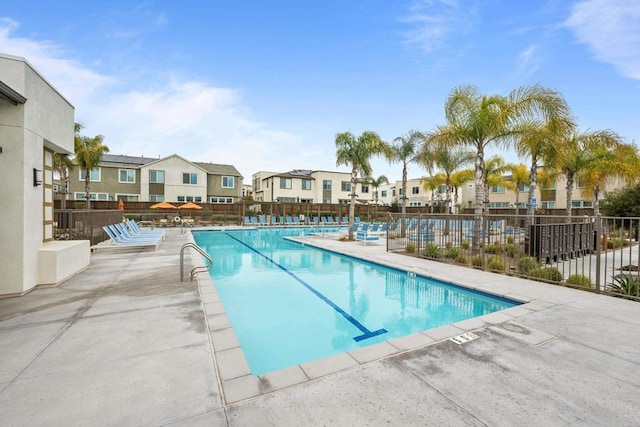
[1,0,639,184]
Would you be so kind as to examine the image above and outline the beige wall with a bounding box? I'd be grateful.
[0,54,75,296]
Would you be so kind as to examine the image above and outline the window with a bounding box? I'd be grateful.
[518,183,530,192]
[177,195,203,203]
[341,181,351,192]
[541,201,556,209]
[301,179,311,190]
[409,201,422,207]
[79,168,101,182]
[279,197,297,203]
[361,184,369,194]
[222,176,235,188]
[210,197,234,203]
[490,185,505,194]
[412,186,419,195]
[300,198,313,203]
[572,200,592,208]
[541,181,556,190]
[119,169,135,183]
[280,178,292,189]
[150,170,164,183]
[323,180,332,190]
[182,173,197,185]
[74,192,108,200]
[392,189,396,196]
[438,185,445,194]
[149,195,164,202]
[338,199,350,205]
[381,190,387,197]
[116,194,139,201]
[488,202,510,208]
[399,188,404,196]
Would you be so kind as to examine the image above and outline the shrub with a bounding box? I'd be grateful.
[609,275,639,296]
[455,253,468,264]
[529,267,563,282]
[566,274,592,288]
[423,243,441,258]
[605,238,629,249]
[485,243,501,254]
[504,243,516,257]
[445,241,452,249]
[487,255,505,271]
[517,256,539,275]
[461,241,470,250]
[471,255,483,267]
[406,242,416,254]
[507,236,514,244]
[445,246,461,259]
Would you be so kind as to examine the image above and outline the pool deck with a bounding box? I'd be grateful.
[1,227,639,426]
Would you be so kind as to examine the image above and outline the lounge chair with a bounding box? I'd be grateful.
[250,216,258,225]
[285,216,294,225]
[326,217,334,225]
[271,216,278,226]
[102,225,161,251]
[320,216,328,224]
[355,223,379,245]
[259,215,267,226]
[243,216,251,226]
[293,217,301,225]
[126,220,165,239]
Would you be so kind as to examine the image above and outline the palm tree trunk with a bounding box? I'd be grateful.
[565,173,574,217]
[349,166,357,240]
[525,158,538,231]
[84,172,91,210]
[473,148,484,252]
[593,184,600,217]
[401,164,408,238]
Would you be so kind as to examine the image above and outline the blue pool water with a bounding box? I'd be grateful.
[193,228,520,375]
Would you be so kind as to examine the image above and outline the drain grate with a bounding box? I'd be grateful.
[450,332,479,345]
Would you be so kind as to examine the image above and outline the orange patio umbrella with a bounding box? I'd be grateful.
[178,201,203,210]
[150,201,178,209]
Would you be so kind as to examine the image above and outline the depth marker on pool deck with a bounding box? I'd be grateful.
[224,232,387,342]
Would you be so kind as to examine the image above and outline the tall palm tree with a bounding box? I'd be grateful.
[579,142,639,216]
[427,84,571,249]
[75,129,109,210]
[335,131,387,240]
[547,129,623,216]
[387,130,424,217]
[364,174,390,220]
[421,174,446,212]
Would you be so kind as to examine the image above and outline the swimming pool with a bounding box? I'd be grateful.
[193,228,520,375]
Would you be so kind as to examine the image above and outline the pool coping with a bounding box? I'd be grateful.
[188,229,559,405]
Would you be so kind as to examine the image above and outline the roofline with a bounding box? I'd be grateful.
[0,80,27,105]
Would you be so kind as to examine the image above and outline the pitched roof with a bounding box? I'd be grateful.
[193,162,243,178]
[101,154,156,166]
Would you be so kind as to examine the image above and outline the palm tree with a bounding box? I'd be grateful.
[54,153,74,209]
[483,156,512,214]
[506,163,529,215]
[449,168,474,213]
[335,131,387,240]
[387,130,424,217]
[422,143,474,214]
[579,142,639,216]
[421,174,446,212]
[364,175,390,220]
[75,129,109,210]
[547,129,623,216]
[427,84,571,249]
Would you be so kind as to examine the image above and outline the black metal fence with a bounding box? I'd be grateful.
[54,210,123,245]
[387,213,640,301]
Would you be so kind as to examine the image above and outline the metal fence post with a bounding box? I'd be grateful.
[595,214,602,293]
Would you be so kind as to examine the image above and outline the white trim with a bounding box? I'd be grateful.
[118,168,136,184]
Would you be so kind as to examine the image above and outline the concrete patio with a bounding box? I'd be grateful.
[1,227,638,426]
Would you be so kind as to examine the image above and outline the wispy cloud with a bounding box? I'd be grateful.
[400,0,477,53]
[565,0,640,80]
[516,44,542,79]
[0,18,301,178]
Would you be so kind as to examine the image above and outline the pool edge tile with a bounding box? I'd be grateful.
[300,352,359,379]
[348,341,399,364]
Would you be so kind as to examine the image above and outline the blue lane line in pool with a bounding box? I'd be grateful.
[223,232,387,342]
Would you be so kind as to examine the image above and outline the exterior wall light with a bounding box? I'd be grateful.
[33,168,43,186]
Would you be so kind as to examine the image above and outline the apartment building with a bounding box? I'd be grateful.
[66,153,243,203]
[252,169,372,204]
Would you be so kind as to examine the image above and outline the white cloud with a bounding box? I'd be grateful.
[565,0,640,80]
[516,44,542,78]
[400,0,476,53]
[0,18,312,181]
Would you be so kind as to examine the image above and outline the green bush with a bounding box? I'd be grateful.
[405,242,416,254]
[423,243,441,258]
[461,241,470,250]
[506,236,514,244]
[529,267,563,282]
[566,274,592,288]
[504,243,516,257]
[471,255,483,267]
[445,241,452,249]
[445,246,461,259]
[517,256,539,275]
[487,255,505,271]
[605,238,629,249]
[609,275,639,296]
[455,253,468,264]
[485,243,502,254]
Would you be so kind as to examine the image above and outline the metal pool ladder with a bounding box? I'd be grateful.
[180,242,213,282]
